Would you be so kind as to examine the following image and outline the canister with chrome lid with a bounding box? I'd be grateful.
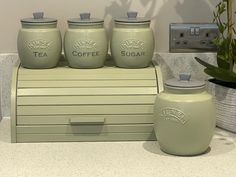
[111,11,154,68]
[17,12,62,69]
[64,13,108,68]
[154,73,216,156]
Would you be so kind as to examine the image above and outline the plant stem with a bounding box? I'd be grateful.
[227,0,234,71]
[227,0,233,37]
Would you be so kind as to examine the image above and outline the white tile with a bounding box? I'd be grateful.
[0,53,19,117]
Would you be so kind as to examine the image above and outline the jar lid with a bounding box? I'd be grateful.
[114,11,150,23]
[165,74,206,89]
[21,12,57,24]
[68,13,104,25]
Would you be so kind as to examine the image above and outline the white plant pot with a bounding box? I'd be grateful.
[207,80,236,133]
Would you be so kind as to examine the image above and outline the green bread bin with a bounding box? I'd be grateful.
[11,60,163,143]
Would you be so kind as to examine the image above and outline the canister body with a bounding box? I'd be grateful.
[64,28,108,68]
[154,89,216,156]
[17,28,62,69]
[111,24,154,68]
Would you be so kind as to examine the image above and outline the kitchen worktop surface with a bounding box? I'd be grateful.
[0,117,236,177]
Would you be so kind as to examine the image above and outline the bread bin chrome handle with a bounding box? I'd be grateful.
[70,117,105,125]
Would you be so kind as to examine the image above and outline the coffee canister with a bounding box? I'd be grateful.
[154,74,216,156]
[111,12,154,68]
[64,13,108,68]
[17,12,62,69]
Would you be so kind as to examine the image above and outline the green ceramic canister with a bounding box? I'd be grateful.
[17,12,62,69]
[64,13,108,68]
[111,12,154,68]
[154,74,216,156]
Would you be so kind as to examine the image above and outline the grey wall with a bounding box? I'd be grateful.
[0,0,222,52]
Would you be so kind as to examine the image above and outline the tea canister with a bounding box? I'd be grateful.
[154,74,216,156]
[111,12,154,68]
[17,12,62,69]
[64,13,108,68]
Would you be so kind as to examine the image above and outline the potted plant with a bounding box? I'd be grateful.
[195,0,236,133]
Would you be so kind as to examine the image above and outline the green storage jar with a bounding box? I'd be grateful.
[154,74,216,156]
[111,12,154,68]
[17,12,62,69]
[64,13,108,68]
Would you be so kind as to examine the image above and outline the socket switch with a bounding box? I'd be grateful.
[169,23,219,52]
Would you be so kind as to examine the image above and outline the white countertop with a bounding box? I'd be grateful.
[0,117,236,177]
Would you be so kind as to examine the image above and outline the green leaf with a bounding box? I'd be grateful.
[212,38,221,46]
[204,68,236,83]
[194,57,236,83]
[205,0,236,82]
[217,55,230,69]
[218,23,226,33]
[219,3,226,14]
[195,57,217,70]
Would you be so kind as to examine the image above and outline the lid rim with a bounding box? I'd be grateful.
[165,84,206,89]
[114,19,150,23]
[21,19,57,24]
[68,18,104,24]
[68,20,104,23]
[165,78,206,89]
[21,20,57,24]
[165,85,206,93]
[68,21,104,24]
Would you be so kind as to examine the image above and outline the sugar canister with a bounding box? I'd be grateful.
[154,74,216,156]
[111,12,154,68]
[17,12,62,68]
[64,13,108,68]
